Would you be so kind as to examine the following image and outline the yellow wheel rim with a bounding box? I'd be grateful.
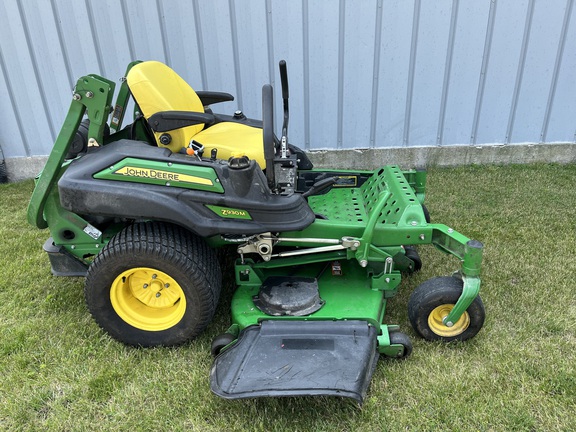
[110,267,186,331]
[428,304,470,337]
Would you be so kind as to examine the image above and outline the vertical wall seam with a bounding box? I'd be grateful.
[302,0,310,149]
[16,0,56,143]
[369,0,384,149]
[436,0,459,146]
[192,0,207,89]
[120,0,136,61]
[471,0,497,144]
[265,0,275,86]
[156,0,172,65]
[85,0,106,76]
[403,0,421,147]
[506,0,535,144]
[336,0,346,149]
[228,0,243,110]
[540,0,573,143]
[49,0,74,87]
[0,38,31,157]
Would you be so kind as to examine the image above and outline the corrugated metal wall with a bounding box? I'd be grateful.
[0,0,575,159]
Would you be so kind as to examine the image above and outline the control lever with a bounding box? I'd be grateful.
[301,177,337,198]
[279,60,289,159]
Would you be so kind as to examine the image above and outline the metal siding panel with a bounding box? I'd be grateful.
[373,1,415,148]
[122,0,167,63]
[54,0,101,80]
[474,0,530,144]
[512,0,567,143]
[159,2,204,89]
[540,0,575,142]
[0,1,53,156]
[270,1,306,148]
[233,1,273,120]
[1,0,576,159]
[441,1,491,146]
[307,1,340,150]
[196,0,237,114]
[408,0,452,147]
[546,0,576,142]
[0,56,26,158]
[87,0,135,82]
[20,0,73,140]
[341,1,377,149]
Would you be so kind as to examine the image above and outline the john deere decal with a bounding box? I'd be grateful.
[114,166,213,185]
[93,157,224,193]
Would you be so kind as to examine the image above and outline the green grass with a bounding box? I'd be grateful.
[1,164,575,431]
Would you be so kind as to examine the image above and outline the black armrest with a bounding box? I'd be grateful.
[196,91,234,106]
[148,111,215,132]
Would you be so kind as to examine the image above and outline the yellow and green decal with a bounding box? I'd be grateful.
[206,205,252,220]
[93,157,224,193]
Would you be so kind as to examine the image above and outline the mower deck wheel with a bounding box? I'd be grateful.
[85,221,221,347]
[408,276,485,342]
[404,246,422,273]
[389,330,413,359]
[211,333,236,357]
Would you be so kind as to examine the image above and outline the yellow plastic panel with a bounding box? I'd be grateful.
[127,61,205,152]
[194,122,265,167]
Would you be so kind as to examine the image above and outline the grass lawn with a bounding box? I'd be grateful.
[1,163,575,431]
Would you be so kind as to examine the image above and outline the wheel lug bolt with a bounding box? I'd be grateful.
[156,293,161,298]
[152,274,157,279]
[143,284,148,288]
[164,283,170,288]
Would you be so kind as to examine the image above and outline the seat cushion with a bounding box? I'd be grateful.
[194,122,265,167]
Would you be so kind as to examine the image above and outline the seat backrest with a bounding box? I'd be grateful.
[127,61,205,152]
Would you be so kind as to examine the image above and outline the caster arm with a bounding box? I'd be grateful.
[431,225,484,326]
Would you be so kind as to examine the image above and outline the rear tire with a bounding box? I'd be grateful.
[85,222,221,347]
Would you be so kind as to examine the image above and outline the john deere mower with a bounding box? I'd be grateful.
[28,60,484,403]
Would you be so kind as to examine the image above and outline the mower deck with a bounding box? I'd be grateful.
[210,320,379,403]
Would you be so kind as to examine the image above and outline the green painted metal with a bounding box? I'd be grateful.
[429,225,484,324]
[231,260,387,331]
[27,74,115,229]
[206,205,252,220]
[443,275,481,326]
[376,325,405,356]
[295,166,431,248]
[43,186,104,259]
[110,61,142,132]
[93,157,224,193]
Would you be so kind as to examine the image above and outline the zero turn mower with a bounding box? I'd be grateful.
[28,60,484,403]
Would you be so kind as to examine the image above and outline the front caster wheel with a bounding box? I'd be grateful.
[408,276,485,342]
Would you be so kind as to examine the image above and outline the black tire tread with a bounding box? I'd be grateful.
[408,276,485,342]
[85,221,221,346]
[389,331,413,359]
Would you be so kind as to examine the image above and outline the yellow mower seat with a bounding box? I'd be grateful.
[127,61,265,166]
